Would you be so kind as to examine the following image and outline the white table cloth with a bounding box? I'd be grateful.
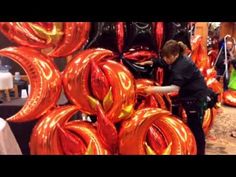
[0,118,22,154]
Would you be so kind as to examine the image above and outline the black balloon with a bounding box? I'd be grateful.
[123,22,158,52]
[163,22,192,50]
[121,22,159,79]
[85,22,123,54]
[121,57,156,79]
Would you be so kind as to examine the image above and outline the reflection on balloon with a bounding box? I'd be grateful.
[223,90,236,107]
[0,22,91,57]
[0,47,62,122]
[119,108,196,155]
[30,105,110,155]
[63,48,136,123]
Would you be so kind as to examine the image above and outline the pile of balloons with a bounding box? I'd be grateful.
[0,22,218,155]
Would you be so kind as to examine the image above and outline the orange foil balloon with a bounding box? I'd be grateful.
[202,108,217,135]
[123,50,158,62]
[30,106,78,154]
[119,108,197,155]
[0,22,91,57]
[48,22,91,57]
[223,89,236,106]
[30,105,109,155]
[116,22,125,53]
[152,115,197,155]
[206,68,223,94]
[146,125,168,154]
[190,35,210,75]
[63,48,136,123]
[0,47,62,122]
[0,22,55,48]
[62,121,110,155]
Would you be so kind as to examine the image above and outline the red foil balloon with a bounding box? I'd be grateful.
[57,124,87,155]
[88,101,118,154]
[190,35,210,76]
[119,108,197,155]
[0,47,62,122]
[48,22,91,57]
[62,121,110,155]
[30,105,109,155]
[0,22,63,49]
[123,50,158,62]
[63,48,136,123]
[0,22,55,48]
[223,89,236,106]
[155,22,164,51]
[146,125,168,154]
[202,108,217,135]
[30,106,78,154]
[116,22,125,53]
[0,22,91,57]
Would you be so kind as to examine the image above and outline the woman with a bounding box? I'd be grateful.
[140,40,208,155]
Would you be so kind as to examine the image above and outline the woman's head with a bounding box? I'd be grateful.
[161,40,187,64]
[226,40,234,51]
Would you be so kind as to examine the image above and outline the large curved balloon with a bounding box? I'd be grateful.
[190,35,210,76]
[202,108,217,135]
[155,22,164,51]
[205,68,223,102]
[0,22,91,57]
[61,121,110,155]
[0,22,57,48]
[63,48,136,123]
[223,89,236,106]
[0,47,62,122]
[119,108,197,155]
[30,105,109,155]
[48,22,91,57]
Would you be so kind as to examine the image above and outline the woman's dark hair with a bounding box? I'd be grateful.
[161,39,187,57]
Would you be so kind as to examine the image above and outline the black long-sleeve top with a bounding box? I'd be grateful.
[152,55,208,100]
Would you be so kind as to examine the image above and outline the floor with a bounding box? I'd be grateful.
[206,104,236,155]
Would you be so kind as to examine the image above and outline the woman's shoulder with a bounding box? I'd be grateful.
[177,55,195,68]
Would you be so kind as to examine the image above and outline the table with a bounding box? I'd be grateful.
[0,93,69,155]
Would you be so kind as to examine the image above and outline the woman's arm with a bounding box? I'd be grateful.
[139,58,168,69]
[145,85,180,94]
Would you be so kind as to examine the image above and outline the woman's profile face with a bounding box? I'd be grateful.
[226,41,234,51]
[163,54,178,65]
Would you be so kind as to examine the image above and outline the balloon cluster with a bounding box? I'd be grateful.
[0,22,200,155]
